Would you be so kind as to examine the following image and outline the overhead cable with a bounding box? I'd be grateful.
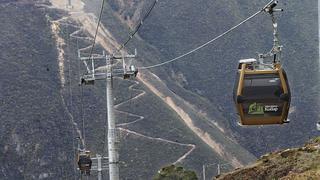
[88,0,106,60]
[113,0,159,56]
[138,0,275,70]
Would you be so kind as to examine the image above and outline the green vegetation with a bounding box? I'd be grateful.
[153,165,198,180]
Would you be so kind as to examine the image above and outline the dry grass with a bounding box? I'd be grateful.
[215,137,320,180]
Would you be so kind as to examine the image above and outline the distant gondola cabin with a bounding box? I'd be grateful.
[233,59,291,125]
[77,151,92,175]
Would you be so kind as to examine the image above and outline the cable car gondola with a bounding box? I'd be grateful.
[233,59,290,125]
[77,150,92,176]
[122,51,138,79]
[123,65,138,79]
[233,1,291,125]
[80,74,95,85]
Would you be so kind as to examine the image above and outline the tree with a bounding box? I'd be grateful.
[152,165,198,180]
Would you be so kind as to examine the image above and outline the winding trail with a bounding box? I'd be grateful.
[119,128,195,164]
[71,23,196,164]
[115,80,146,127]
[113,79,195,164]
[46,0,253,168]
[47,0,196,165]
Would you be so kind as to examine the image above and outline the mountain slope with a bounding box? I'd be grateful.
[105,0,319,156]
[215,137,320,180]
[83,0,319,178]
[47,0,256,178]
[0,1,75,179]
[1,0,318,179]
[83,0,257,169]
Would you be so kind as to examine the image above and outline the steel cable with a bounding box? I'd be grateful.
[138,0,274,70]
[112,0,159,56]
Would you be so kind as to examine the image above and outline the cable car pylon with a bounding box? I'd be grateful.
[79,49,138,180]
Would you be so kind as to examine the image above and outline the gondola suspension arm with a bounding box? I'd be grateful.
[261,0,284,63]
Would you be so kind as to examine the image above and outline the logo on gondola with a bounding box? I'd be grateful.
[264,105,279,112]
[248,103,264,115]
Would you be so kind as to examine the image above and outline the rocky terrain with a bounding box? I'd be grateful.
[216,137,320,180]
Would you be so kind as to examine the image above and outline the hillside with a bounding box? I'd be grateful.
[0,1,74,179]
[105,0,320,157]
[151,137,320,180]
[215,136,320,179]
[0,0,318,179]
[81,0,258,177]
[50,0,256,178]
